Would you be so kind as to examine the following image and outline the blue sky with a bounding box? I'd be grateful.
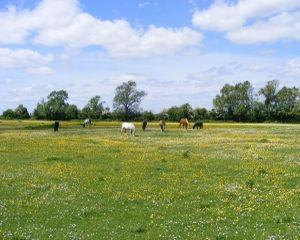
[0,0,299,113]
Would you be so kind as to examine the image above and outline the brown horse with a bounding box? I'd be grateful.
[179,118,189,129]
[159,120,166,132]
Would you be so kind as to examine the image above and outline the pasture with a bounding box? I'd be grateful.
[0,121,299,239]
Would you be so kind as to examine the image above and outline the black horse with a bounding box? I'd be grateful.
[142,120,148,131]
[53,121,59,132]
[193,121,203,129]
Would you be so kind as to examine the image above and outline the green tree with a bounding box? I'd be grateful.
[291,96,300,121]
[113,81,146,120]
[156,110,169,121]
[166,103,193,121]
[102,107,111,120]
[181,103,193,119]
[194,108,209,121]
[45,90,69,120]
[2,109,15,119]
[33,100,46,120]
[167,106,182,122]
[80,106,92,119]
[140,110,155,121]
[213,81,253,122]
[249,101,266,122]
[259,80,279,120]
[82,96,104,119]
[65,104,79,120]
[14,105,30,119]
[274,87,299,122]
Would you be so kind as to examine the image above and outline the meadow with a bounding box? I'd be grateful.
[0,120,299,239]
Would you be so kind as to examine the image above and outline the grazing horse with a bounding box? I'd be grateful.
[159,120,166,132]
[142,120,147,131]
[83,118,92,128]
[53,121,59,132]
[179,118,189,129]
[121,122,135,136]
[193,121,203,129]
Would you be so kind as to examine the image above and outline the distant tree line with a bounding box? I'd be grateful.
[213,80,299,122]
[1,80,299,123]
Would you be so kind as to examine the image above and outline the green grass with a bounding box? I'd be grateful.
[0,120,299,239]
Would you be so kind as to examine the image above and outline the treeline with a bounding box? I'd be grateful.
[213,80,299,122]
[1,80,299,122]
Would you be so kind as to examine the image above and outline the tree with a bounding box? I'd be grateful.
[65,104,79,120]
[2,109,15,119]
[156,110,169,121]
[81,96,104,119]
[213,81,253,122]
[249,101,267,122]
[194,108,209,120]
[14,105,30,119]
[113,81,146,120]
[102,107,111,120]
[33,100,46,120]
[291,96,300,121]
[33,90,69,120]
[274,87,299,122]
[166,103,194,122]
[181,103,194,119]
[45,90,69,120]
[259,80,279,120]
[140,110,155,121]
[167,106,182,122]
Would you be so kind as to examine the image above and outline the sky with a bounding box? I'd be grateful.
[0,0,299,113]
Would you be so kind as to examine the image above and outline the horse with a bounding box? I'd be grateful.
[193,121,203,129]
[83,118,92,128]
[179,118,189,129]
[159,120,166,132]
[121,122,135,136]
[142,120,147,131]
[53,121,59,132]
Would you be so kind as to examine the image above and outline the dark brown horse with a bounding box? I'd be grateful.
[53,121,59,132]
[159,120,166,132]
[179,118,189,129]
[193,121,203,129]
[142,120,147,131]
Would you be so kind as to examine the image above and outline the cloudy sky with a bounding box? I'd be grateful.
[0,0,299,113]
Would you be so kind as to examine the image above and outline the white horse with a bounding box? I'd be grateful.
[121,122,135,136]
[83,118,92,128]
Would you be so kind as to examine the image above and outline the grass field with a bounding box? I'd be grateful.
[0,120,299,239]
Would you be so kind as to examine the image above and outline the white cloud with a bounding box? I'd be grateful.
[138,1,159,8]
[226,12,300,44]
[285,59,300,76]
[108,73,147,84]
[0,0,79,44]
[0,47,53,69]
[192,0,300,44]
[25,66,54,75]
[0,0,202,58]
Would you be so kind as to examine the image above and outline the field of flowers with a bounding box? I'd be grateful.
[0,120,299,239]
